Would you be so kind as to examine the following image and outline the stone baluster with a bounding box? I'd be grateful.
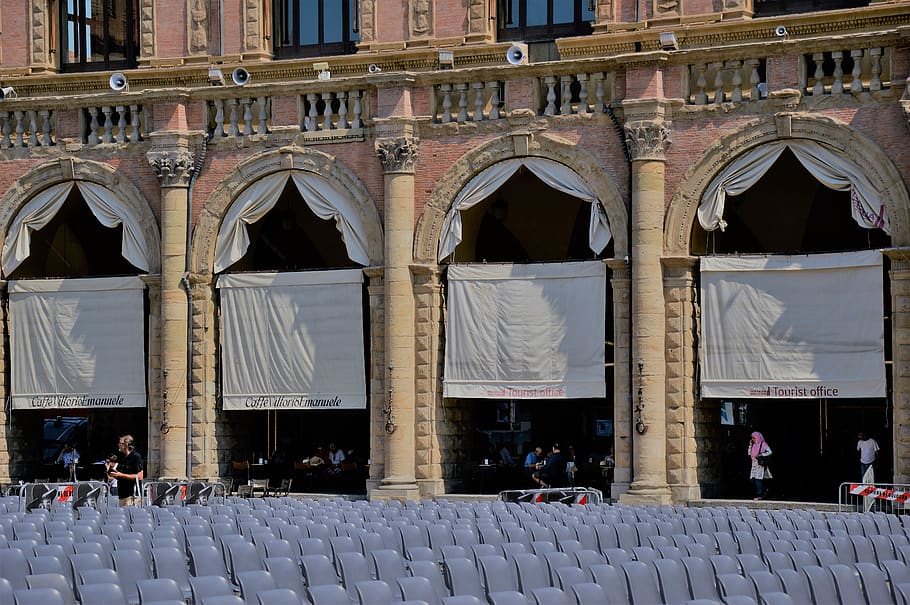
[870,48,882,91]
[728,61,743,103]
[116,106,127,143]
[487,82,501,120]
[257,96,269,134]
[592,73,606,113]
[27,111,39,147]
[812,53,825,96]
[40,111,52,146]
[472,82,485,122]
[577,74,590,114]
[711,63,725,103]
[455,83,469,123]
[439,84,453,123]
[101,107,113,143]
[544,76,557,115]
[1,113,10,148]
[321,93,334,130]
[693,64,707,105]
[240,98,253,135]
[15,112,26,147]
[746,59,760,100]
[227,99,240,136]
[87,108,100,145]
[212,100,224,137]
[831,52,845,94]
[306,94,319,131]
[560,76,573,115]
[337,92,349,129]
[850,50,864,93]
[350,90,363,128]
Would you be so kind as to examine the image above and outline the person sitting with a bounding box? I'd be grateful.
[327,443,346,475]
[532,443,568,489]
[498,444,514,466]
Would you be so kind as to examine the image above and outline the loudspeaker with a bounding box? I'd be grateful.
[506,43,528,65]
[231,67,250,86]
[775,25,788,37]
[109,72,129,92]
[0,86,16,99]
[368,64,381,74]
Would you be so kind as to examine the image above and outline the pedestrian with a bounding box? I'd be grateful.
[108,434,144,506]
[524,445,543,480]
[56,442,79,482]
[748,431,772,501]
[857,431,880,481]
[532,443,568,489]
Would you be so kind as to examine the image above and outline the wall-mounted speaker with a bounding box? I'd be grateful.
[109,72,129,92]
[506,43,529,65]
[231,67,250,86]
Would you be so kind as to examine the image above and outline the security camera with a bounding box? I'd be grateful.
[231,67,250,86]
[368,64,382,74]
[109,72,129,92]
[774,25,788,37]
[208,68,225,86]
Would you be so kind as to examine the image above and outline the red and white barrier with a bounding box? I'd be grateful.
[849,483,910,502]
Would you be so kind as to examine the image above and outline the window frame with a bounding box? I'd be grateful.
[273,0,360,59]
[497,0,594,43]
[59,0,139,73]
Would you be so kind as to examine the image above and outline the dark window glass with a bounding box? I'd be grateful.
[753,0,868,17]
[61,0,138,72]
[499,0,594,43]
[275,0,359,58]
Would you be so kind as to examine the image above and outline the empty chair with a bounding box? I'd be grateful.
[444,558,485,600]
[512,552,550,595]
[554,566,586,591]
[24,573,76,605]
[227,541,264,585]
[0,548,31,590]
[745,570,783,596]
[827,563,865,605]
[854,561,892,605]
[76,582,129,605]
[800,565,839,605]
[136,578,184,604]
[652,558,692,605]
[13,587,69,605]
[189,544,230,578]
[397,575,440,604]
[299,538,331,559]
[620,561,662,605]
[308,583,355,605]
[406,546,436,562]
[531,541,558,557]
[572,582,614,605]
[716,573,756,601]
[681,556,722,602]
[256,588,308,605]
[487,591,528,605]
[113,547,153,603]
[264,557,306,595]
[531,586,572,605]
[736,553,767,574]
[603,548,632,567]
[409,559,451,601]
[478,555,519,594]
[336,551,373,599]
[28,555,66,576]
[848,535,876,564]
[190,575,235,605]
[353,580,396,605]
[151,547,192,599]
[301,554,340,587]
[237,570,277,605]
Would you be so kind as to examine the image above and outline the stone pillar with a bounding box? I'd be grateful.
[140,275,162,478]
[0,280,10,484]
[364,267,387,493]
[605,259,632,499]
[373,127,420,500]
[887,251,910,484]
[662,256,701,502]
[620,118,673,505]
[147,136,195,480]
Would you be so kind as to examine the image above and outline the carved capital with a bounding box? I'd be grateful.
[625,121,671,161]
[375,137,419,174]
[147,150,195,187]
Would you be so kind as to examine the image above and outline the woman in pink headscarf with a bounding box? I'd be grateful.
[748,431,772,500]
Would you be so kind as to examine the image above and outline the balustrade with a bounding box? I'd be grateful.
[538,72,615,116]
[83,104,145,145]
[0,110,54,149]
[209,97,271,137]
[301,90,367,133]
[687,60,765,105]
[804,48,890,96]
[434,81,504,123]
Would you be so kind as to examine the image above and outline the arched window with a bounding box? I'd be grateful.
[498,0,594,43]
[59,0,139,72]
[273,0,360,58]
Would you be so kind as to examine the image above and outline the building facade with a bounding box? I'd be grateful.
[0,0,907,503]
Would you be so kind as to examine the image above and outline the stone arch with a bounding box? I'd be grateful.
[415,131,629,263]
[191,146,383,275]
[665,113,910,255]
[0,157,162,273]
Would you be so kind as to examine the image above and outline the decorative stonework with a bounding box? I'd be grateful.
[147,150,195,187]
[375,137,419,174]
[467,0,488,35]
[624,121,672,161]
[29,1,48,69]
[596,0,614,23]
[412,264,444,495]
[140,0,156,61]
[655,0,679,17]
[244,0,263,52]
[664,114,910,255]
[411,0,432,37]
[189,0,209,54]
[359,0,375,44]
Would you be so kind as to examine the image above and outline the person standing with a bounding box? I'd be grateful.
[857,431,880,481]
[532,443,568,489]
[56,443,79,482]
[748,431,772,501]
[109,434,144,506]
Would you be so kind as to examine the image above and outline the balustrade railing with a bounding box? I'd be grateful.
[302,90,367,132]
[803,48,890,96]
[538,72,616,116]
[687,59,766,105]
[209,97,271,137]
[83,104,146,145]
[434,81,505,124]
[0,110,54,148]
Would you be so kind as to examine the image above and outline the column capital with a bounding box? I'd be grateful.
[625,120,672,162]
[375,136,420,174]
[147,149,195,188]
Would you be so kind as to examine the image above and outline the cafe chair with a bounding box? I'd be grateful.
[231,461,250,486]
[274,478,292,497]
[249,479,269,497]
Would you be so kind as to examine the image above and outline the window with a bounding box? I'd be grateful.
[498,0,594,43]
[60,0,139,72]
[274,0,360,58]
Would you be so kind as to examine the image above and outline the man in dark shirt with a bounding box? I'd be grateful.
[109,434,144,506]
[532,443,567,489]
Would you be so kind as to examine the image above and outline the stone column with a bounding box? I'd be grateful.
[887,251,910,484]
[373,127,420,500]
[620,118,673,505]
[147,136,194,480]
[605,259,631,499]
[363,266,386,492]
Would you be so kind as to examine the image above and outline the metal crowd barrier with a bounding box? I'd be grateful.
[838,481,910,514]
[14,481,110,512]
[499,486,604,505]
[142,480,226,507]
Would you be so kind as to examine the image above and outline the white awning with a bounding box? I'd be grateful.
[216,270,366,410]
[9,276,148,409]
[444,261,606,399]
[699,250,885,399]
[437,158,612,261]
[2,182,154,276]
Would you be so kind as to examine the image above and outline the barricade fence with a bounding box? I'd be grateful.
[838,481,910,514]
[10,481,110,512]
[498,486,604,505]
[142,480,226,507]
